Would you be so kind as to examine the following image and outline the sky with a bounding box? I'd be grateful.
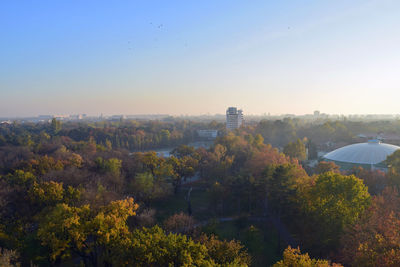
[1,0,400,117]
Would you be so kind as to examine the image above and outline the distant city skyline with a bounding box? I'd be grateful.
[1,1,400,117]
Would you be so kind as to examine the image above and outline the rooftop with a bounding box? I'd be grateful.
[323,141,400,165]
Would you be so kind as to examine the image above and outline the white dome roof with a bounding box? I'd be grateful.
[323,140,400,165]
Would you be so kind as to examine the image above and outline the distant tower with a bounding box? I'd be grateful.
[314,110,320,117]
[226,107,243,130]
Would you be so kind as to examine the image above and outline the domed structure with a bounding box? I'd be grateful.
[322,140,400,170]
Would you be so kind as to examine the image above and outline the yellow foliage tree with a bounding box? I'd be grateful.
[273,246,342,267]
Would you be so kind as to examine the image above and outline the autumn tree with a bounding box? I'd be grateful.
[315,161,340,174]
[273,246,342,267]
[0,248,20,267]
[198,234,251,266]
[37,198,138,266]
[167,155,198,194]
[28,181,81,208]
[164,212,196,235]
[349,167,387,195]
[127,226,213,266]
[339,187,400,267]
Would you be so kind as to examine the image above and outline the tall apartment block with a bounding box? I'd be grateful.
[226,107,243,130]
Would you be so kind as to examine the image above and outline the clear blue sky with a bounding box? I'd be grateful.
[1,0,400,116]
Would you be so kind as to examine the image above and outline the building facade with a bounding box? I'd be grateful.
[197,130,218,140]
[226,107,243,130]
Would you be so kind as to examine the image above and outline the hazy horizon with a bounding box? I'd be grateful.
[2,0,400,117]
[4,111,400,120]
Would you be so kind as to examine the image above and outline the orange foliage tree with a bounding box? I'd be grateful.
[339,187,400,266]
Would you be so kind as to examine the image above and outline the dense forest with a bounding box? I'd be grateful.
[1,118,400,266]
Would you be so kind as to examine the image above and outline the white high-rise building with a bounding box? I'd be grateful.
[226,107,243,130]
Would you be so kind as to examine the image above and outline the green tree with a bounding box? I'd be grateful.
[160,129,171,145]
[129,172,170,203]
[265,164,309,219]
[95,157,122,176]
[283,139,307,161]
[386,150,400,187]
[303,172,371,254]
[51,118,62,134]
[306,139,318,160]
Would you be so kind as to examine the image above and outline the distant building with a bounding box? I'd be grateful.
[38,115,53,120]
[53,114,69,120]
[110,115,126,120]
[314,110,320,117]
[197,130,218,140]
[226,107,243,130]
[69,114,86,120]
[322,140,400,171]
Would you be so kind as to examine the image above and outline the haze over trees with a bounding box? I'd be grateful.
[0,117,399,266]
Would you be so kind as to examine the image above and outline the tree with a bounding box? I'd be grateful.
[29,181,64,207]
[171,145,197,158]
[37,203,89,263]
[0,248,20,267]
[349,167,387,195]
[130,172,154,202]
[68,153,83,168]
[386,150,400,187]
[28,181,81,208]
[128,172,171,203]
[315,161,340,174]
[160,129,170,145]
[265,164,310,219]
[5,170,36,187]
[137,152,160,176]
[105,139,112,150]
[273,246,342,267]
[95,157,122,176]
[339,187,400,267]
[253,134,264,148]
[167,155,198,194]
[127,226,213,266]
[303,172,371,254]
[37,198,138,266]
[198,234,251,266]
[306,139,318,160]
[163,212,196,235]
[51,118,62,134]
[283,139,307,161]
